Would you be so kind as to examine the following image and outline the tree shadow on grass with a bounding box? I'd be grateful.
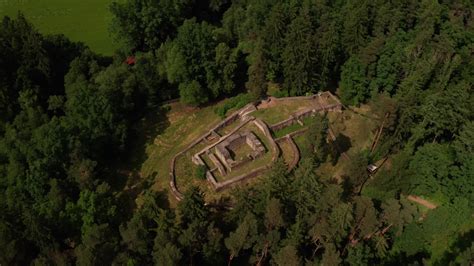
[329,133,352,165]
[128,106,171,170]
[110,106,171,192]
[116,186,170,222]
[437,229,474,265]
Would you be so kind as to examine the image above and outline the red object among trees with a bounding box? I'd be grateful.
[125,56,136,65]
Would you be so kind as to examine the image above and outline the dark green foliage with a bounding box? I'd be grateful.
[246,41,268,99]
[1,0,473,264]
[282,10,318,95]
[163,18,245,105]
[304,115,330,165]
[109,0,194,52]
[179,80,209,106]
[339,56,370,105]
[195,165,207,180]
[343,151,370,194]
[214,93,253,118]
[75,223,118,266]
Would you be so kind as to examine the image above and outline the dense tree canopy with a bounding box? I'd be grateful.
[1,0,473,264]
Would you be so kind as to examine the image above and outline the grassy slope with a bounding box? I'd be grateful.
[277,139,295,167]
[290,105,377,181]
[139,101,223,204]
[137,97,376,204]
[0,0,122,55]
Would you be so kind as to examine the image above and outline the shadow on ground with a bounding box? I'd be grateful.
[330,133,352,165]
[110,106,171,212]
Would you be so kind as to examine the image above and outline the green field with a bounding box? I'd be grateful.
[0,0,122,55]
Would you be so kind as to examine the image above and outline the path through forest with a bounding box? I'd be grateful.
[407,195,438,209]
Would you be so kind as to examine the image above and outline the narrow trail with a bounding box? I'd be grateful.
[407,195,438,209]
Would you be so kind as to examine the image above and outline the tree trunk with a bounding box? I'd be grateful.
[256,242,269,266]
[371,112,390,154]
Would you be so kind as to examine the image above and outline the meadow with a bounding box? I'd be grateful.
[0,0,121,55]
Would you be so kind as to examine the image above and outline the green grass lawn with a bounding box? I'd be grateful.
[272,116,314,138]
[0,0,122,55]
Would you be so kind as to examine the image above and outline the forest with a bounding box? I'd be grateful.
[0,0,473,265]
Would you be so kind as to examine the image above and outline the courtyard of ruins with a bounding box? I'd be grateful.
[169,91,343,201]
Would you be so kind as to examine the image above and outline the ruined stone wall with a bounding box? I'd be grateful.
[245,133,264,152]
[206,171,218,188]
[213,113,239,132]
[215,146,231,170]
[270,116,298,131]
[229,156,252,170]
[286,136,300,171]
[169,104,260,201]
[209,152,226,175]
[214,166,268,191]
[169,155,184,201]
[270,91,340,104]
[269,103,342,132]
[227,135,246,150]
[253,119,280,162]
[170,92,342,201]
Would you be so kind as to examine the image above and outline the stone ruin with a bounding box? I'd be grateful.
[214,131,265,174]
[169,91,343,201]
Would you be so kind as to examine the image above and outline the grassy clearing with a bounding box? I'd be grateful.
[272,116,314,138]
[319,106,375,180]
[215,119,242,136]
[253,100,313,124]
[136,95,375,204]
[293,135,306,152]
[291,106,376,181]
[0,0,121,55]
[273,123,304,138]
[174,149,209,195]
[328,105,375,156]
[140,101,224,204]
[277,140,295,166]
[252,108,291,125]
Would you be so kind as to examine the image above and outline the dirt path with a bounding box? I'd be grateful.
[407,195,438,209]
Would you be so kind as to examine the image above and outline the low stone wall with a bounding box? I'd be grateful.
[169,105,259,201]
[270,103,342,132]
[169,155,184,201]
[277,128,308,141]
[270,116,298,132]
[206,171,219,188]
[169,92,342,201]
[192,153,205,166]
[270,91,340,105]
[239,104,258,118]
[253,119,280,161]
[195,117,255,160]
[214,165,268,191]
[206,118,280,192]
[209,153,226,175]
[286,136,300,171]
[214,112,239,133]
